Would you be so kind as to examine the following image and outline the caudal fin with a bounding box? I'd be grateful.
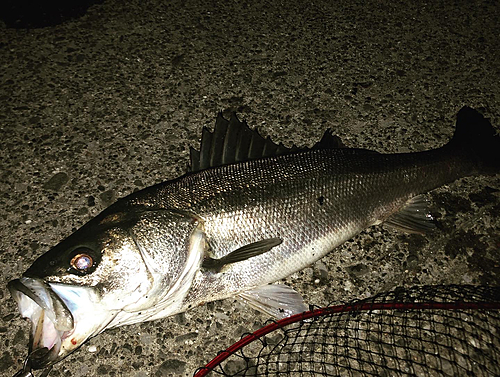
[448,106,500,175]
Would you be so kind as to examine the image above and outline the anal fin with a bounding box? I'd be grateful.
[237,284,308,320]
[384,195,436,234]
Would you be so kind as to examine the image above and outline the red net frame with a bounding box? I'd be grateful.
[194,285,500,376]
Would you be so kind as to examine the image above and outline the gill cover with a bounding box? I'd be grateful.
[103,208,206,326]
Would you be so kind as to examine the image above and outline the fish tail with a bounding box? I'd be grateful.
[447,106,500,175]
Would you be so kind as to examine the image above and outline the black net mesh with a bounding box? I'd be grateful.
[195,285,500,376]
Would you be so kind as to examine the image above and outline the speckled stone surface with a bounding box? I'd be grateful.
[1,0,499,376]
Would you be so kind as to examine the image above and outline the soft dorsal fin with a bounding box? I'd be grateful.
[312,128,345,149]
[189,113,345,172]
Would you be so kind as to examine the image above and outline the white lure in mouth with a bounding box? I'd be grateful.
[9,277,119,369]
[8,277,75,368]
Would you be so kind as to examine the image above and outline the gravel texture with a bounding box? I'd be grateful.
[1,0,499,376]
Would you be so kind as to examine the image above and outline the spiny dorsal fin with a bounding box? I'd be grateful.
[189,113,345,172]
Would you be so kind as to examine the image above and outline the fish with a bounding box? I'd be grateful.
[8,106,500,370]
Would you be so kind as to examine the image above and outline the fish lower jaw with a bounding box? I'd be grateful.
[29,308,71,368]
[11,288,73,368]
[30,320,85,369]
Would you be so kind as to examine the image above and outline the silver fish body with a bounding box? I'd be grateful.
[8,106,500,369]
[132,146,470,306]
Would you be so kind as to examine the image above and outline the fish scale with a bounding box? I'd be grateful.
[169,148,471,307]
[7,107,500,371]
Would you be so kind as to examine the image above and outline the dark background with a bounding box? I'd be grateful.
[1,0,499,375]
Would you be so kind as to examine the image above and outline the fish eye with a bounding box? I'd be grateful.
[69,247,96,274]
[71,254,93,270]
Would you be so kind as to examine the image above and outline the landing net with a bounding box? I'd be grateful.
[194,285,500,376]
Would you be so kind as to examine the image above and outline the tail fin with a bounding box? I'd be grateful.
[448,106,500,174]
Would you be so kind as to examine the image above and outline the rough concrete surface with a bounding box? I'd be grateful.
[1,0,499,376]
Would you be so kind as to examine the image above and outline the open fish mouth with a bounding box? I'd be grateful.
[8,277,75,369]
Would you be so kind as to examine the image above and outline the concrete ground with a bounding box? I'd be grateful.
[1,0,499,376]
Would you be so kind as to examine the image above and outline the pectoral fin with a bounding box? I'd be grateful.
[202,238,282,271]
[384,195,436,234]
[237,284,308,320]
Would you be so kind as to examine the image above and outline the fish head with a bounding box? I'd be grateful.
[8,207,203,369]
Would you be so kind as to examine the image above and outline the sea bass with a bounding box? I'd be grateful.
[8,107,500,370]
